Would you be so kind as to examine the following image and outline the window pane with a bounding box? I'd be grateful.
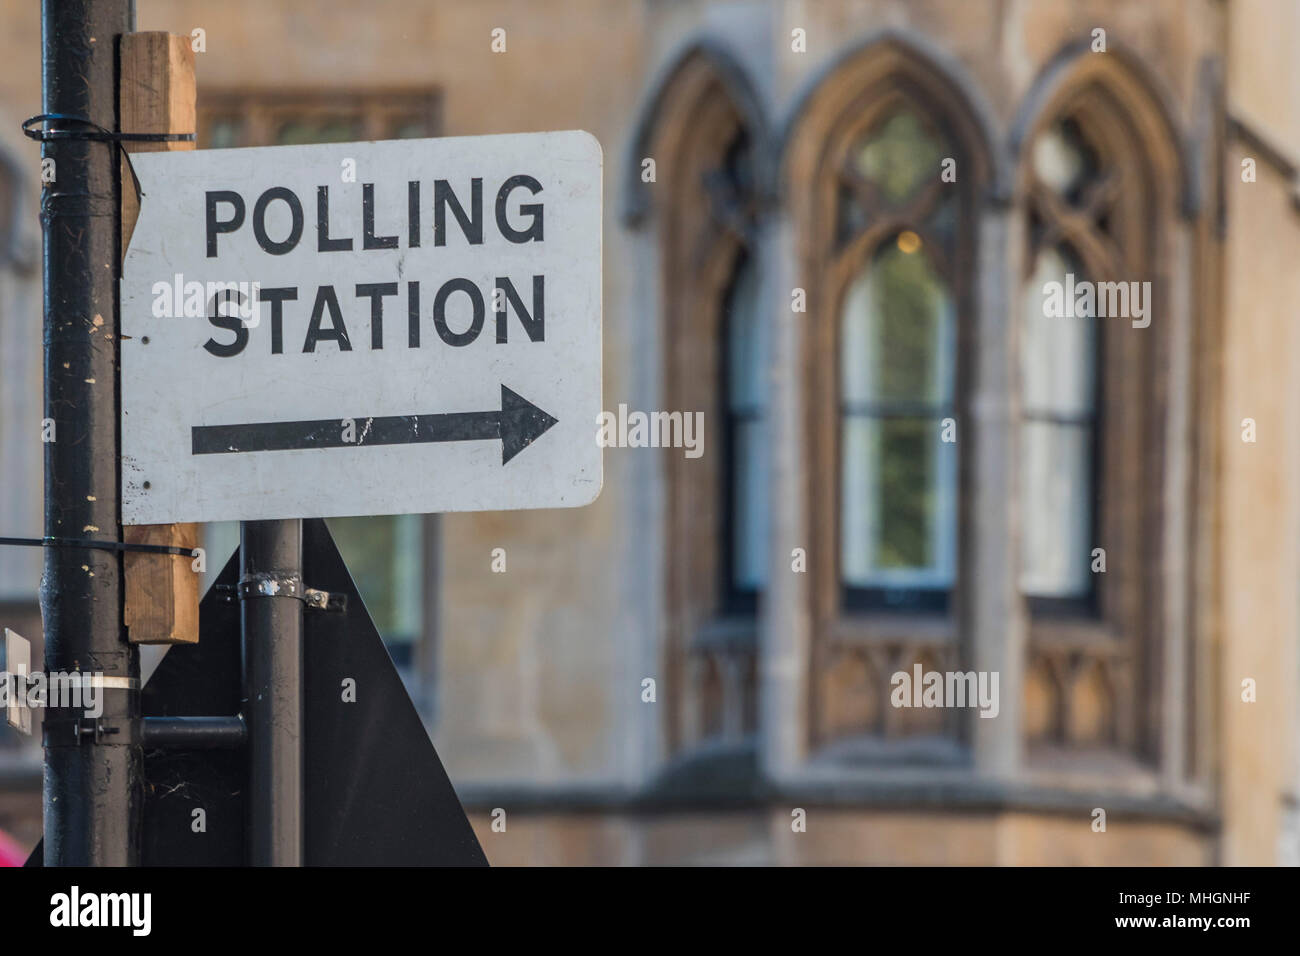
[276,117,362,145]
[1022,247,1095,418]
[853,108,947,204]
[390,117,427,139]
[840,242,957,594]
[841,242,955,408]
[726,254,765,413]
[731,418,768,591]
[724,253,768,593]
[1020,421,1092,597]
[925,189,958,248]
[841,416,956,589]
[1031,118,1100,206]
[207,116,242,149]
[326,515,423,664]
[1021,244,1097,601]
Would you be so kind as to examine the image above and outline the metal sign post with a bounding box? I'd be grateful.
[240,519,304,866]
[38,0,141,867]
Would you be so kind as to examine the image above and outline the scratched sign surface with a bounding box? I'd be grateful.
[120,131,602,523]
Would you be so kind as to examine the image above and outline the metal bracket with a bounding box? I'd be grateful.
[231,574,346,613]
[43,715,139,747]
[238,572,303,600]
[303,588,346,612]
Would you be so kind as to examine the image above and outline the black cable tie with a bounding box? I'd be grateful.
[0,536,199,558]
[22,113,196,198]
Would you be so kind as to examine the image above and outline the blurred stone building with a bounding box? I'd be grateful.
[0,0,1298,865]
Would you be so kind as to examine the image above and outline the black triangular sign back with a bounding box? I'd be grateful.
[297,518,486,865]
[30,518,487,866]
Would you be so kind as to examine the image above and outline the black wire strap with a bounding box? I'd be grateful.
[22,113,196,197]
[0,536,199,558]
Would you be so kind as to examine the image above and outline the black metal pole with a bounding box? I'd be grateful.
[142,716,247,750]
[39,0,139,867]
[241,519,304,865]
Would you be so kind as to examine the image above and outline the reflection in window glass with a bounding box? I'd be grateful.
[840,240,956,605]
[1020,246,1095,598]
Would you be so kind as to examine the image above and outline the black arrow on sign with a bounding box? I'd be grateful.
[191,384,558,465]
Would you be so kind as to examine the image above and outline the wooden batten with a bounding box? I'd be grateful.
[120,33,200,645]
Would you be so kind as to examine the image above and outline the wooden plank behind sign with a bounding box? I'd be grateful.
[120,33,200,645]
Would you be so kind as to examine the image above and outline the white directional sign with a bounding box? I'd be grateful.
[120,131,602,523]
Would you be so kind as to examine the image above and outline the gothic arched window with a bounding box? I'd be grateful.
[783,41,992,750]
[637,49,767,753]
[837,104,959,613]
[1016,58,1183,763]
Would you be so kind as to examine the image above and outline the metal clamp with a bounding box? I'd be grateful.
[235,573,346,612]
[238,572,303,600]
[43,715,139,747]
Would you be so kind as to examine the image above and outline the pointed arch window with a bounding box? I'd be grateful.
[1017,69,1179,762]
[835,102,961,613]
[788,46,990,750]
[641,53,767,753]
